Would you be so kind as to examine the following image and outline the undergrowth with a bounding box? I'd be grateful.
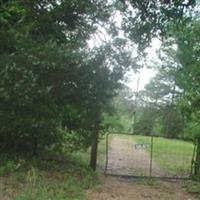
[0,152,99,200]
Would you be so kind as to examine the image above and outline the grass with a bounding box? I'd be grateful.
[97,135,107,169]
[1,135,198,200]
[0,136,108,200]
[182,180,200,198]
[0,135,108,200]
[0,152,99,200]
[134,135,195,176]
[107,133,195,176]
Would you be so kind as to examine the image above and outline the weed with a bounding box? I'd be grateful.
[0,153,99,200]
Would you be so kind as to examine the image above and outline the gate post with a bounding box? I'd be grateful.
[104,133,109,175]
[149,136,154,177]
[194,137,200,177]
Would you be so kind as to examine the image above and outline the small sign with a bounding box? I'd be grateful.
[134,143,150,150]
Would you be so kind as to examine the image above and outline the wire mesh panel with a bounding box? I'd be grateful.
[105,133,195,178]
[106,134,152,176]
[151,137,194,178]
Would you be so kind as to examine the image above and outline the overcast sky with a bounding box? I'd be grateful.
[124,38,161,91]
[87,10,162,92]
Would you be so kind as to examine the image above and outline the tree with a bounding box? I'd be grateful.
[101,85,135,133]
[159,18,200,139]
[172,19,200,176]
[0,0,113,154]
[0,0,196,170]
[175,20,200,124]
[152,13,200,175]
[121,0,196,50]
[133,52,185,138]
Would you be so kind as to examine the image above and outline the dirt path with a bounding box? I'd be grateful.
[106,135,162,176]
[87,176,195,200]
[87,135,196,200]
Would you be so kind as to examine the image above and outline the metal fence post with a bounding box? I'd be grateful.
[149,136,154,177]
[104,133,109,175]
[194,137,200,177]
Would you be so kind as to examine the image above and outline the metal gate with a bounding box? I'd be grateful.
[104,133,196,179]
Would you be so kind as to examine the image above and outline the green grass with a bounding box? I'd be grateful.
[97,135,107,169]
[0,152,99,200]
[0,135,109,200]
[134,135,194,176]
[182,180,200,198]
[107,134,195,176]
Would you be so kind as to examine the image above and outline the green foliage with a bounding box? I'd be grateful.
[184,117,200,140]
[161,106,184,138]
[133,47,186,138]
[0,160,19,176]
[121,0,195,50]
[174,20,200,139]
[0,0,122,154]
[102,113,132,132]
[0,154,98,200]
[154,18,200,140]
[133,105,158,135]
[101,85,134,133]
[0,0,196,168]
[135,135,194,176]
[183,181,200,198]
[102,114,124,131]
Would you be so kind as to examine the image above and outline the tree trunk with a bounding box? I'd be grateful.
[32,130,38,156]
[89,122,99,170]
[194,137,200,176]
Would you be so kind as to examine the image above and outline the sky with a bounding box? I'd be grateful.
[87,10,162,92]
[124,67,157,91]
[88,35,161,92]
[124,38,161,91]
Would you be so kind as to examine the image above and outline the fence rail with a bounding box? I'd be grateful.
[104,132,196,179]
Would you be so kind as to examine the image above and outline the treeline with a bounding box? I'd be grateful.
[107,19,200,141]
[0,1,127,163]
[137,19,200,140]
[0,0,196,169]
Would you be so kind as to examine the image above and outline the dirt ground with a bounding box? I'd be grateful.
[86,176,196,200]
[87,135,196,200]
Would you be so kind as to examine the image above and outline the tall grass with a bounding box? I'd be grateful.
[0,152,99,200]
[134,135,194,176]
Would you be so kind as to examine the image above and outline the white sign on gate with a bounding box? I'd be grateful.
[134,143,150,150]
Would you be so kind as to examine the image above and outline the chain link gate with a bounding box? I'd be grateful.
[104,133,196,179]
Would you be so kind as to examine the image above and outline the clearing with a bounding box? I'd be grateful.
[0,134,199,200]
[105,134,194,177]
[87,134,198,200]
[106,135,162,176]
